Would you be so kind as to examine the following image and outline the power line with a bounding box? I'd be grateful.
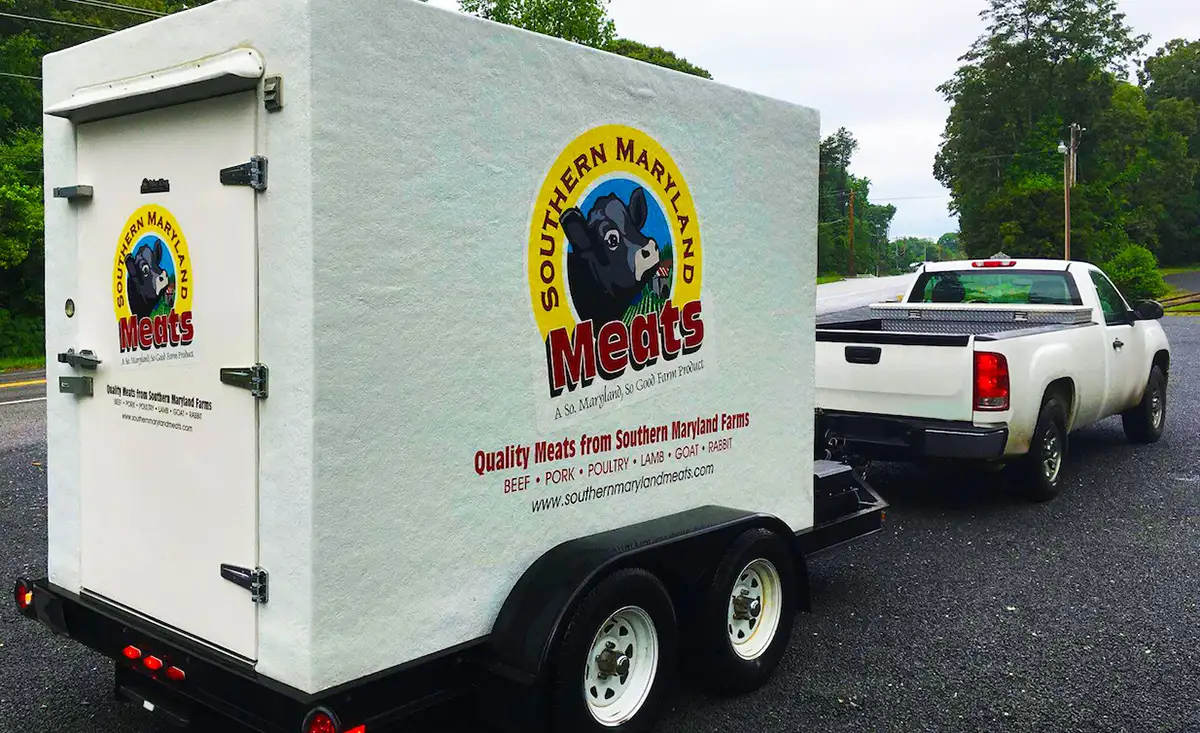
[0,10,115,32]
[60,0,164,18]
[0,71,41,80]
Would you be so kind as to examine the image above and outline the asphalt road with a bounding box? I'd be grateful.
[0,369,47,407]
[1164,270,1200,294]
[815,274,916,315]
[2,318,1198,733]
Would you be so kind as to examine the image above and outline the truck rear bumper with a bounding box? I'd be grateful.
[818,410,1009,461]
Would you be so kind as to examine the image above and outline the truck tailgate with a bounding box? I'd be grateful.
[815,332,976,421]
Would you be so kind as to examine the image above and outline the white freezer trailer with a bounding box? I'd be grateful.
[15,1,886,731]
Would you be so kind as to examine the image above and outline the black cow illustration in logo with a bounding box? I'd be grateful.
[125,238,171,318]
[562,186,663,326]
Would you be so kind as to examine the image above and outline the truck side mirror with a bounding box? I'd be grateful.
[1133,300,1164,321]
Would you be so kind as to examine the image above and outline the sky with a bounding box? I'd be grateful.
[426,0,1200,240]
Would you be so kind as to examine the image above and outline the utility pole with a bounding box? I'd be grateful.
[847,188,856,277]
[1061,123,1081,261]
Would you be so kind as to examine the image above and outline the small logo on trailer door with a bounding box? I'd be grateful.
[527,124,705,398]
[112,204,194,354]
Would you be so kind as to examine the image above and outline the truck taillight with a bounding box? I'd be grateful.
[974,352,1010,411]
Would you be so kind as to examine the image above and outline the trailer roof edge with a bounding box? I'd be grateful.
[45,47,265,125]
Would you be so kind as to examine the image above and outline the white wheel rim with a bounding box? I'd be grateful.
[727,558,783,660]
[583,605,659,727]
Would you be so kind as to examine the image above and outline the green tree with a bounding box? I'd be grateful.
[1102,244,1169,301]
[815,128,897,275]
[934,0,1151,263]
[602,38,711,78]
[0,129,44,357]
[938,232,964,259]
[456,0,712,78]
[458,0,616,48]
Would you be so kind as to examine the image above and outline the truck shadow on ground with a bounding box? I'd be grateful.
[861,416,1156,516]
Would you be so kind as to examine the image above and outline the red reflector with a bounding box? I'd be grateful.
[166,666,186,682]
[974,351,1010,411]
[123,646,142,660]
[143,656,164,671]
[15,582,32,611]
[306,712,337,733]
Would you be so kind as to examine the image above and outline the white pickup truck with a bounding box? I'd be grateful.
[815,257,1172,501]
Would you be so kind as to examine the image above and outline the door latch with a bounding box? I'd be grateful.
[58,348,102,370]
[58,376,94,397]
[1113,338,1124,350]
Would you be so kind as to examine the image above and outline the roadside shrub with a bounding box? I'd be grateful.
[0,309,44,358]
[1101,244,1170,302]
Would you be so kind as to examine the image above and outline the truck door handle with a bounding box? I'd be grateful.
[1112,339,1124,350]
[845,346,882,365]
[57,348,102,370]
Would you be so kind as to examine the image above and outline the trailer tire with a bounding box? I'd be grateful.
[550,567,678,733]
[691,528,797,695]
[1013,394,1068,503]
[1122,365,1166,444]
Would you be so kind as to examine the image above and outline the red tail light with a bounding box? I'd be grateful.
[974,352,1010,411]
[346,727,366,733]
[304,710,339,733]
[166,666,186,682]
[123,646,142,660]
[143,656,164,671]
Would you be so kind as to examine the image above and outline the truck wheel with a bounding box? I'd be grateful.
[1014,395,1068,502]
[691,528,796,695]
[1122,365,1166,444]
[551,568,678,733]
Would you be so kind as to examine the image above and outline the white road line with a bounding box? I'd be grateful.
[0,397,47,407]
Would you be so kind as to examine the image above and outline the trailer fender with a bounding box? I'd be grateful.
[486,505,808,689]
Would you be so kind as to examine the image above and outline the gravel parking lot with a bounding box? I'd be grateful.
[2,317,1197,733]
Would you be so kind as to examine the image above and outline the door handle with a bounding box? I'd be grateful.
[1112,339,1124,350]
[57,348,102,370]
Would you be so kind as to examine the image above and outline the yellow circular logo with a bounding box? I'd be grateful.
[112,204,195,353]
[528,124,705,396]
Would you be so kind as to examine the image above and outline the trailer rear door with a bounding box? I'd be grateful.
[70,91,261,660]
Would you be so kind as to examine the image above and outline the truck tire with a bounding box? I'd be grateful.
[1122,365,1166,444]
[550,567,678,733]
[691,528,797,695]
[1012,395,1068,502]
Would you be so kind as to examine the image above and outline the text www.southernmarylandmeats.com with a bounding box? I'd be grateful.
[531,463,715,513]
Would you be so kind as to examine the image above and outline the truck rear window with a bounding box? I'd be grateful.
[911,271,1083,305]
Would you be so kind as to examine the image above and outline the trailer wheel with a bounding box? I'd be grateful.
[550,567,678,733]
[692,528,796,695]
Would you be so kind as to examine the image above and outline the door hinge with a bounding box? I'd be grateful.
[219,155,268,191]
[220,364,268,399]
[220,564,269,604]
